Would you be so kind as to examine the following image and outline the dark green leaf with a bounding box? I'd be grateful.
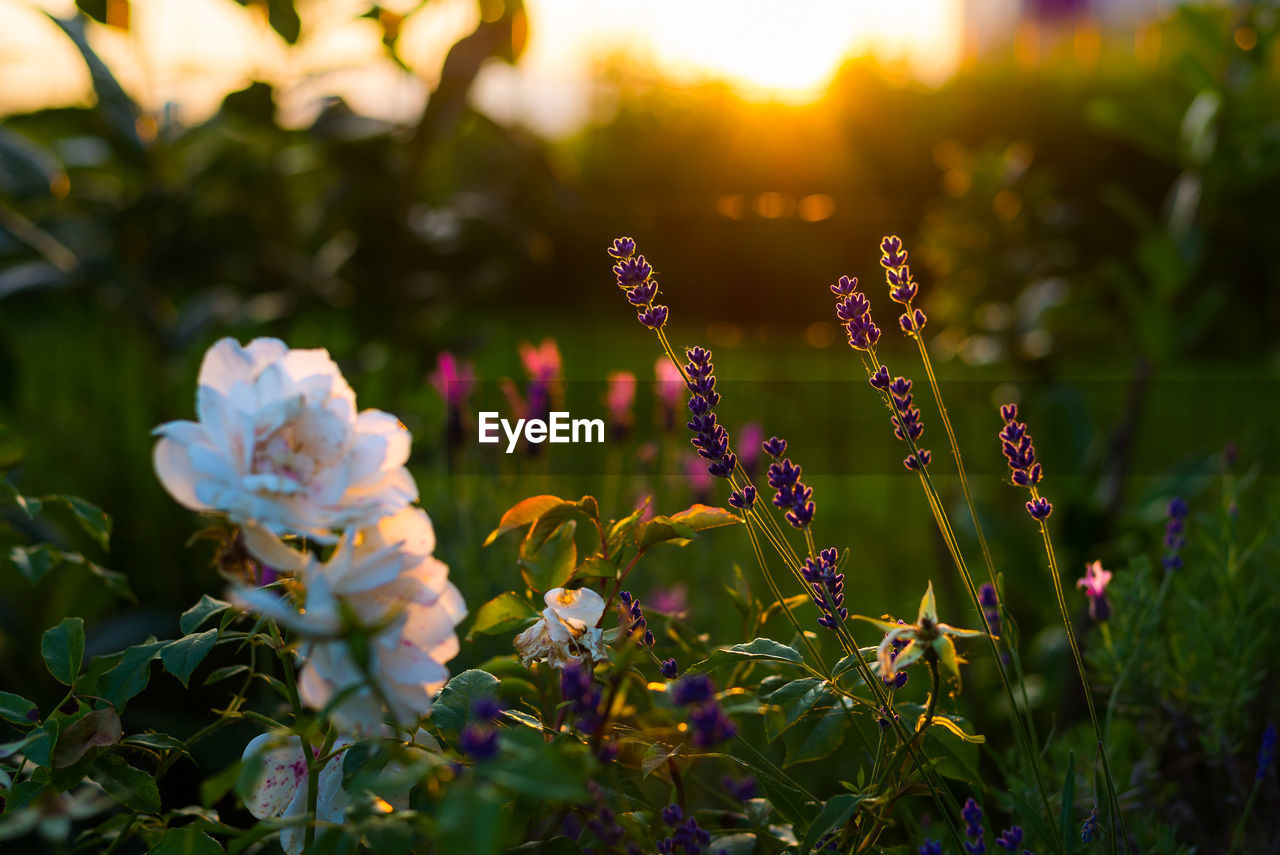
[688,638,804,674]
[161,630,219,687]
[782,695,850,766]
[44,493,112,551]
[203,665,250,686]
[52,708,122,767]
[523,504,580,554]
[231,0,300,43]
[9,544,59,584]
[98,640,166,711]
[152,827,227,855]
[42,617,85,686]
[518,520,577,592]
[763,678,827,742]
[1060,750,1076,855]
[468,592,538,639]
[431,669,499,735]
[801,793,866,854]
[181,595,232,634]
[0,477,42,516]
[47,14,142,151]
[0,690,39,726]
[572,555,615,580]
[830,648,877,685]
[88,753,161,814]
[634,516,697,549]
[438,782,507,855]
[124,732,189,754]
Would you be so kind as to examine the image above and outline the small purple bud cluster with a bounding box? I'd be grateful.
[999,404,1052,521]
[1257,723,1277,780]
[871,369,932,471]
[994,825,1023,851]
[727,484,756,510]
[765,437,816,528]
[978,582,1002,637]
[919,842,943,855]
[660,657,680,679]
[459,696,503,762]
[618,591,656,649]
[721,774,757,801]
[879,235,928,336]
[1080,808,1099,843]
[1162,496,1188,570]
[685,347,736,479]
[656,805,712,855]
[962,797,987,854]
[672,675,737,748]
[877,704,901,730]
[801,547,848,630]
[609,236,668,330]
[882,621,911,689]
[830,274,882,350]
[583,781,632,852]
[560,661,604,735]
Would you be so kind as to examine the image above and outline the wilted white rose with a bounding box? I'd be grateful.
[153,337,416,541]
[234,507,466,733]
[514,586,607,669]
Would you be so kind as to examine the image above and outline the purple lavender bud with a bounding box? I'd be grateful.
[614,255,652,288]
[869,366,890,389]
[1026,497,1053,521]
[831,275,858,295]
[920,842,943,855]
[687,413,718,434]
[706,453,737,479]
[995,826,1023,851]
[721,774,758,801]
[762,436,788,457]
[962,798,985,849]
[888,376,912,397]
[660,658,679,679]
[638,305,669,329]
[459,724,499,761]
[1000,403,1018,422]
[672,675,715,706]
[837,292,872,321]
[607,236,636,259]
[879,234,908,269]
[688,395,712,416]
[1081,808,1099,843]
[471,696,503,723]
[899,312,915,333]
[786,501,816,528]
[903,450,932,471]
[688,698,737,747]
[627,280,658,305]
[728,485,756,509]
[685,346,712,367]
[768,459,803,489]
[1257,723,1276,780]
[845,316,882,350]
[662,804,684,826]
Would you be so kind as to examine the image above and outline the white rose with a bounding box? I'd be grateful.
[241,732,352,855]
[153,337,417,541]
[514,586,607,669]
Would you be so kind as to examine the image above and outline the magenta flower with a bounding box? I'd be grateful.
[737,421,764,473]
[606,371,636,438]
[519,338,562,384]
[654,357,684,430]
[428,351,475,409]
[1076,560,1113,621]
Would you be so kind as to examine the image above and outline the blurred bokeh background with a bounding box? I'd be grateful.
[0,0,1277,845]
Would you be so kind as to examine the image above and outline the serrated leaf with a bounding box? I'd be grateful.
[88,753,161,814]
[152,827,227,855]
[45,493,111,550]
[518,521,577,593]
[161,630,218,687]
[42,617,85,686]
[9,544,59,584]
[688,638,805,674]
[484,495,569,546]
[181,595,232,634]
[469,592,538,640]
[431,669,500,735]
[634,517,697,550]
[669,504,742,532]
[98,640,166,711]
[801,793,866,854]
[0,690,39,726]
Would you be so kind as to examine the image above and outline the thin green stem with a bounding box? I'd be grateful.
[304,727,338,852]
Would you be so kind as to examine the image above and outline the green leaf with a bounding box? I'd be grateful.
[181,595,232,634]
[203,664,250,686]
[640,742,682,778]
[830,648,878,686]
[161,630,218,687]
[484,495,570,546]
[469,592,538,640]
[88,753,161,814]
[572,555,615,580]
[606,502,648,557]
[98,640,166,711]
[0,728,49,761]
[431,669,499,735]
[518,520,577,592]
[44,493,112,551]
[0,478,41,517]
[9,544,59,584]
[438,782,507,855]
[801,793,866,854]
[634,517,697,550]
[52,708,121,767]
[0,690,39,726]
[669,503,743,532]
[1060,750,1076,855]
[42,617,85,686]
[763,678,827,742]
[688,638,805,674]
[782,695,850,766]
[152,827,227,855]
[83,560,135,601]
[124,732,190,754]
[231,0,300,43]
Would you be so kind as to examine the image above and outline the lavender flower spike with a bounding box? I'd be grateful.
[827,273,881,350]
[879,234,927,335]
[608,236,669,331]
[1000,403,1052,520]
[766,440,817,528]
[683,346,736,480]
[800,547,847,630]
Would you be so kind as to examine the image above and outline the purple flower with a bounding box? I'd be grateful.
[767,449,817,528]
[737,421,764,472]
[1257,723,1276,780]
[872,369,932,472]
[618,590,656,649]
[880,235,924,330]
[1026,497,1053,520]
[459,724,499,761]
[613,255,653,288]
[638,304,669,330]
[995,826,1023,851]
[1080,808,1098,843]
[672,676,736,748]
[978,582,1001,636]
[801,547,848,631]
[826,271,881,350]
[762,435,788,458]
[607,236,636,259]
[721,774,757,801]
[429,351,476,409]
[728,485,757,510]
[830,274,859,296]
[919,842,943,855]
[1162,496,1189,570]
[660,658,679,679]
[683,346,736,481]
[1000,404,1053,521]
[962,797,986,853]
[609,237,671,331]
[672,675,715,706]
[560,661,604,734]
[657,810,712,854]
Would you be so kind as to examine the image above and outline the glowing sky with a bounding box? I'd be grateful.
[0,0,963,134]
